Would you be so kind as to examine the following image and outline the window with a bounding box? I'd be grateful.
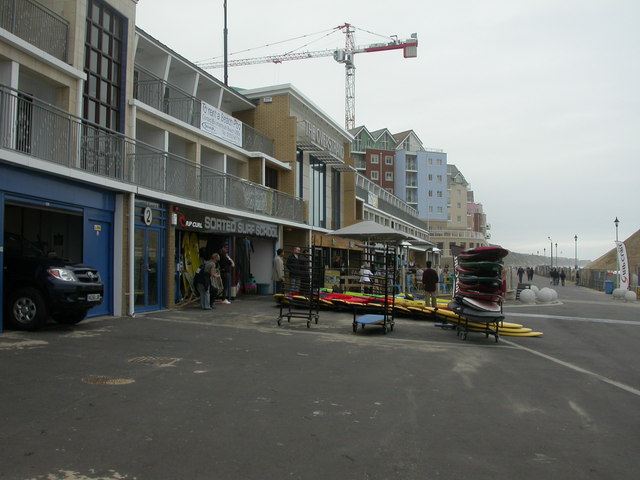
[83,0,124,131]
[371,171,379,180]
[428,206,433,213]
[428,174,433,181]
[457,216,462,223]
[265,167,278,189]
[428,190,433,197]
[437,175,442,182]
[438,207,443,213]
[428,158,433,165]
[437,191,443,197]
[370,154,379,164]
[385,172,393,181]
[384,155,393,165]
[310,159,326,228]
[331,170,341,229]
[436,158,443,165]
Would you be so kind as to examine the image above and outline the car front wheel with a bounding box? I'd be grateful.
[7,287,48,331]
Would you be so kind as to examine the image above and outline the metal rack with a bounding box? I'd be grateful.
[352,243,397,334]
[277,246,321,328]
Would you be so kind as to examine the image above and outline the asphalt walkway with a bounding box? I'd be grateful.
[1,279,639,480]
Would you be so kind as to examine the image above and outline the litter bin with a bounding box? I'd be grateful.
[257,283,271,295]
[604,280,614,294]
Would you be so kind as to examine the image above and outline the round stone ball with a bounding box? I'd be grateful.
[538,288,554,303]
[519,289,536,304]
[624,290,637,302]
[613,288,626,300]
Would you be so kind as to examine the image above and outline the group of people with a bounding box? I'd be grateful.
[272,246,312,295]
[517,266,535,283]
[196,244,236,310]
[549,268,567,286]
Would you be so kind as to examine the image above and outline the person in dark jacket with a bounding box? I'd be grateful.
[422,261,440,308]
[218,244,235,304]
[286,247,303,293]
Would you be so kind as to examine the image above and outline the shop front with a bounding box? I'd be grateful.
[172,206,280,302]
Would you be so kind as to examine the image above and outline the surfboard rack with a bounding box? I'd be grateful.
[352,244,396,334]
[448,246,507,342]
[277,246,322,328]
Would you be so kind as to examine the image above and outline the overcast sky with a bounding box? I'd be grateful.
[136,0,639,262]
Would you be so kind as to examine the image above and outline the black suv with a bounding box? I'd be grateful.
[2,232,104,330]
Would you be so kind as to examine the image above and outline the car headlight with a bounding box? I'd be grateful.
[48,268,78,282]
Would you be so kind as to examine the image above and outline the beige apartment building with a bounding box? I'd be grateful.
[1,0,434,331]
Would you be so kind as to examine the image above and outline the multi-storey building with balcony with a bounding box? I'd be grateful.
[429,165,489,267]
[1,0,439,332]
[0,0,340,330]
[350,126,396,192]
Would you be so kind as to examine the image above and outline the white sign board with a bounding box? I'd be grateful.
[200,101,243,147]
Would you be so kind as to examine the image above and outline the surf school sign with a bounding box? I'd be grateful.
[200,101,243,147]
[615,241,630,289]
[176,209,278,239]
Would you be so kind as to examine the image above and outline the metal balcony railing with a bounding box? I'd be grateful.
[134,66,274,156]
[0,0,68,61]
[356,173,419,218]
[0,84,303,223]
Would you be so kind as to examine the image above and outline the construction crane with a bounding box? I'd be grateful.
[196,23,418,130]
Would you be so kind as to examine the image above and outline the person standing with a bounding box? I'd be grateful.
[422,261,439,308]
[517,267,525,283]
[359,262,373,294]
[218,244,235,304]
[207,253,222,307]
[286,247,302,293]
[272,248,285,294]
[197,252,221,310]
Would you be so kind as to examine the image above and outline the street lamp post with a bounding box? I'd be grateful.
[574,235,578,270]
[548,237,553,268]
[614,217,620,288]
[555,242,558,267]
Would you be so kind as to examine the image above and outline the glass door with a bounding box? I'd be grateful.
[134,227,162,312]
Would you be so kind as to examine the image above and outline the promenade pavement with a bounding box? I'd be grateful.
[1,278,639,480]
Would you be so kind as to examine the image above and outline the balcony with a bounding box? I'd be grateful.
[134,67,274,156]
[0,84,303,223]
[0,0,68,62]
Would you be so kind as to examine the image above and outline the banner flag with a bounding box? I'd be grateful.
[615,241,629,290]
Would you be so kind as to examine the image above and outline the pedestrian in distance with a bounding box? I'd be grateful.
[286,247,303,294]
[422,261,440,309]
[517,266,525,283]
[218,244,235,304]
[272,248,285,294]
[560,269,566,286]
[359,262,373,294]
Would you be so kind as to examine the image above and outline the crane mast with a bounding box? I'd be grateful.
[197,23,418,130]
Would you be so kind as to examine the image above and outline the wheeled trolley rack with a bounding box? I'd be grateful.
[277,246,321,328]
[352,244,397,334]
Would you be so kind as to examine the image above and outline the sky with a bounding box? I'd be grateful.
[135,0,639,262]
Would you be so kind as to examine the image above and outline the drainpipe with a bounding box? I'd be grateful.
[128,192,136,317]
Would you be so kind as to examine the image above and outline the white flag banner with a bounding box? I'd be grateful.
[615,241,630,289]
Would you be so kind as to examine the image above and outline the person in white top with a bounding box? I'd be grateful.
[359,262,373,294]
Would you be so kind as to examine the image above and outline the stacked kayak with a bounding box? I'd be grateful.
[448,246,508,341]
